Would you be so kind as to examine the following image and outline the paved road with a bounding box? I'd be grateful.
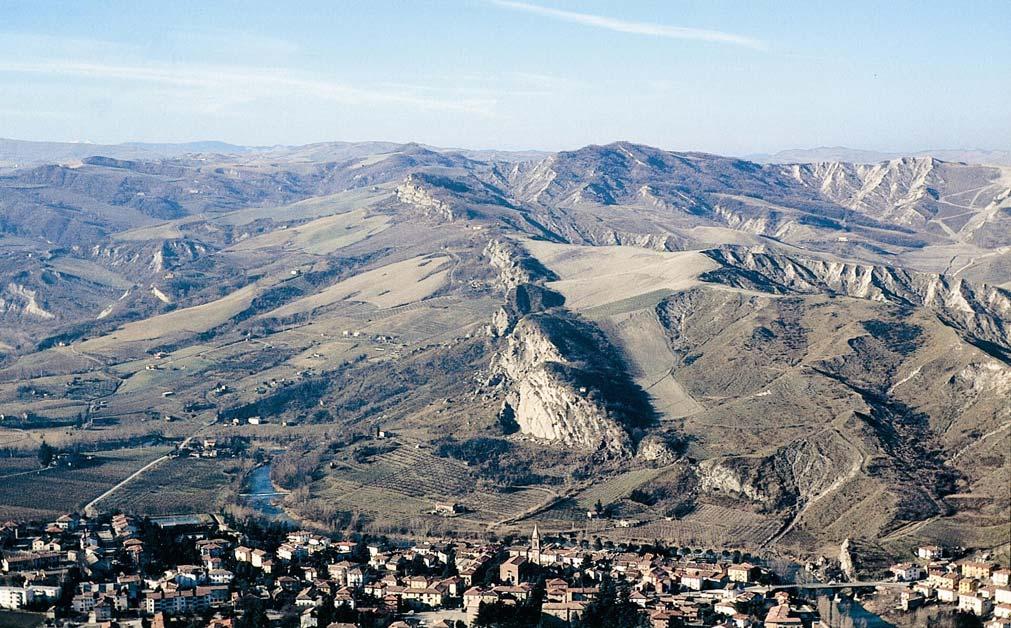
[0,464,57,481]
[83,453,171,517]
[83,418,216,517]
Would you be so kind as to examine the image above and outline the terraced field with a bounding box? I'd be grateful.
[105,457,251,515]
[615,505,782,547]
[0,457,42,476]
[0,445,172,521]
[573,468,665,510]
[312,445,475,519]
[338,446,475,498]
[459,487,557,519]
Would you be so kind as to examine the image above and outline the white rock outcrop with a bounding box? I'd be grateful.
[0,283,55,320]
[485,238,637,456]
[494,317,632,456]
[396,174,455,221]
[637,434,677,464]
[705,248,1011,358]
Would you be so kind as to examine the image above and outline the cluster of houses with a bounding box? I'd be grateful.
[888,545,1011,625]
[223,523,821,628]
[468,526,816,628]
[0,512,845,627]
[23,512,1011,627]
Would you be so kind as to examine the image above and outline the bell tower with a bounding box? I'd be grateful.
[530,524,541,564]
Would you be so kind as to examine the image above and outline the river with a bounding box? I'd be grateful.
[240,463,295,525]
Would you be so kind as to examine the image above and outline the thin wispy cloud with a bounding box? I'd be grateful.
[0,60,498,116]
[490,0,765,50]
[163,27,303,59]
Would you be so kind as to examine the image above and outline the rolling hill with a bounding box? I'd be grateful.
[0,140,1007,569]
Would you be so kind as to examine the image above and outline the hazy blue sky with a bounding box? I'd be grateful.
[1,1,1009,155]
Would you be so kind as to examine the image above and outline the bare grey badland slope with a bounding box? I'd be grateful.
[0,140,1008,567]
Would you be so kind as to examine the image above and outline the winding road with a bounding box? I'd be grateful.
[83,417,217,516]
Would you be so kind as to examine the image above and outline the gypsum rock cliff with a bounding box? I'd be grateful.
[702,247,1011,362]
[484,239,656,455]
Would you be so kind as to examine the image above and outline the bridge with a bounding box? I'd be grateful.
[745,580,906,594]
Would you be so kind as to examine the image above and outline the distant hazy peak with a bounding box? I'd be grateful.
[748,146,1011,167]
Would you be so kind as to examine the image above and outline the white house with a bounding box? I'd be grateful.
[208,569,234,585]
[917,546,944,560]
[959,594,993,616]
[174,565,206,587]
[0,587,29,610]
[0,584,60,610]
[937,587,958,603]
[890,563,925,582]
[996,587,1011,605]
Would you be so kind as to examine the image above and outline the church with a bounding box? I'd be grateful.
[506,526,583,569]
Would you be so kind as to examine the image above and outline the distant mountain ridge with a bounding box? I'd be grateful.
[0,137,546,168]
[0,138,257,166]
[6,137,1008,168]
[749,146,1011,166]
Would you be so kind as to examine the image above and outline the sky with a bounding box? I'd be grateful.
[1,0,1009,155]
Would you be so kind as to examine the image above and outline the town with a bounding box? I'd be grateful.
[1,511,1008,628]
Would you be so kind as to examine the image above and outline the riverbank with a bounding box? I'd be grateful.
[239,463,296,526]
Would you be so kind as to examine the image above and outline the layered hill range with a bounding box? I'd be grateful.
[0,140,1008,563]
